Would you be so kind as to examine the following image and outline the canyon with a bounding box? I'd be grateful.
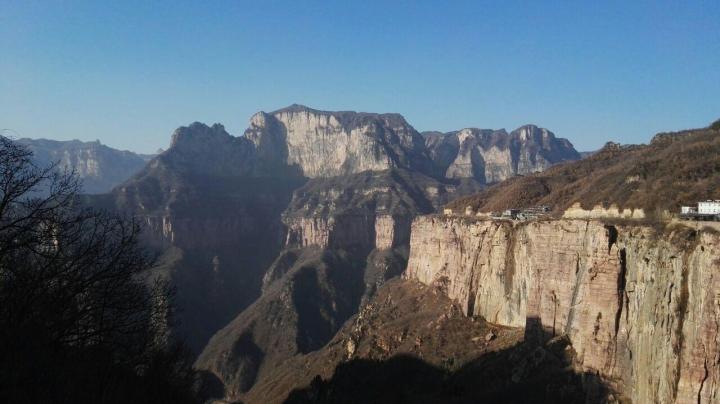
[70,105,720,403]
[94,104,576,356]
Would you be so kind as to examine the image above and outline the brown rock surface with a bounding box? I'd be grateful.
[405,216,720,403]
[243,279,592,404]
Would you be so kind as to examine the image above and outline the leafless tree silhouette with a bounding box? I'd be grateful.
[0,136,197,403]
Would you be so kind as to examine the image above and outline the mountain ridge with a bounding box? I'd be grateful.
[446,125,720,215]
[78,104,582,401]
[16,137,153,193]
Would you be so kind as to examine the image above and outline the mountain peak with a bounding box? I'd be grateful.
[170,122,230,148]
[270,104,320,114]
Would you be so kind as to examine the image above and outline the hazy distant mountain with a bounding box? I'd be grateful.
[423,125,580,183]
[17,138,153,194]
[244,104,580,183]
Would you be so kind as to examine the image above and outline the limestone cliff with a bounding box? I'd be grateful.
[245,104,434,178]
[405,216,720,403]
[17,138,151,193]
[281,168,460,250]
[195,169,452,397]
[446,125,720,215]
[424,125,580,184]
[102,122,305,352]
[86,106,575,398]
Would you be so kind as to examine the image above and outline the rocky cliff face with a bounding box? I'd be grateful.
[102,122,305,352]
[245,104,434,178]
[195,169,455,398]
[163,122,257,177]
[446,125,720,215]
[281,168,457,250]
[424,125,579,184]
[17,138,152,193]
[242,279,593,404]
[405,216,720,403]
[85,106,576,400]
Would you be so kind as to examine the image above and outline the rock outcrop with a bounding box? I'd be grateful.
[405,216,720,403]
[162,122,257,177]
[245,104,434,178]
[84,106,576,399]
[103,122,306,352]
[424,125,580,184]
[446,125,720,216]
[17,138,152,193]
[195,169,455,397]
[243,279,594,404]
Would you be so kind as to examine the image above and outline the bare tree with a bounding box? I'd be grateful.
[0,136,197,403]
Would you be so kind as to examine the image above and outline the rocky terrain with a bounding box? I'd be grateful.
[183,106,580,398]
[244,278,596,404]
[424,125,580,183]
[396,125,720,403]
[85,105,574,353]
[93,123,304,352]
[404,216,720,403]
[447,125,720,216]
[189,123,720,403]
[62,104,720,404]
[242,104,578,182]
[17,138,152,193]
[245,105,436,178]
[198,213,720,403]
[64,104,577,401]
[194,168,462,397]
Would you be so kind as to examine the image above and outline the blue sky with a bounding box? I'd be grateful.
[1,1,719,153]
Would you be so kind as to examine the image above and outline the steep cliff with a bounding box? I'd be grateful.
[243,104,579,183]
[97,122,305,352]
[244,104,434,178]
[405,216,720,403]
[447,125,720,215]
[195,168,460,398]
[82,106,574,398]
[17,138,152,193]
[93,110,479,355]
[243,279,594,404]
[424,125,580,184]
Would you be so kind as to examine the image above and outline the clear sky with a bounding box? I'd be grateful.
[1,1,719,153]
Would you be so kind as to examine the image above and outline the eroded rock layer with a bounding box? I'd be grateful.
[424,125,580,183]
[405,216,720,403]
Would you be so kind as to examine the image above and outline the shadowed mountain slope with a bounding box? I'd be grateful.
[218,279,611,404]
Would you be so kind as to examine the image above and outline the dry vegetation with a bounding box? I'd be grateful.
[447,125,720,217]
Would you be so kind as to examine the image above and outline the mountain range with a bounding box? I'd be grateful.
[24,106,720,403]
[16,105,580,197]
[14,107,720,403]
[17,138,153,194]
[82,105,575,354]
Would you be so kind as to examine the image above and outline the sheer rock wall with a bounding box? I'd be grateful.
[405,216,720,403]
